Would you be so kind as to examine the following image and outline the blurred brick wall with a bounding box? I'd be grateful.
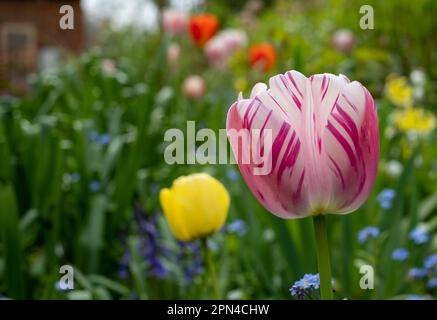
[0,0,85,93]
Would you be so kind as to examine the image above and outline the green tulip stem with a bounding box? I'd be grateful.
[202,238,220,299]
[313,214,333,300]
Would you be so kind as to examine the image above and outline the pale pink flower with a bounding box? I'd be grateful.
[204,29,247,67]
[167,43,181,65]
[332,29,355,54]
[226,70,379,218]
[161,8,188,35]
[183,75,206,100]
[101,59,116,74]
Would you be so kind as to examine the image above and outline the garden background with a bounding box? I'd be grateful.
[0,0,436,300]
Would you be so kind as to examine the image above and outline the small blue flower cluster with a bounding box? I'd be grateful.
[119,205,204,283]
[358,226,380,244]
[408,267,428,280]
[118,251,130,279]
[226,168,240,181]
[408,253,437,288]
[409,227,429,245]
[226,219,247,236]
[289,273,320,299]
[70,172,81,183]
[427,277,437,289]
[89,131,111,145]
[177,241,203,282]
[118,205,169,280]
[377,188,396,209]
[392,248,409,262]
[424,254,437,270]
[138,213,170,279]
[89,180,101,193]
[406,294,428,300]
[405,226,437,293]
[357,222,435,297]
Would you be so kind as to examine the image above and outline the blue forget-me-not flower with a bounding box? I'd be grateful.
[290,274,320,299]
[408,268,428,279]
[377,188,396,209]
[409,227,429,245]
[392,248,409,261]
[358,226,380,244]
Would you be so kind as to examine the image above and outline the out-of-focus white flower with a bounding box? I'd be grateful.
[204,29,247,67]
[410,69,426,100]
[263,228,275,242]
[182,75,206,100]
[413,87,425,100]
[331,29,355,54]
[161,8,188,35]
[226,289,245,300]
[167,43,181,65]
[384,160,403,178]
[410,69,426,86]
[384,126,396,139]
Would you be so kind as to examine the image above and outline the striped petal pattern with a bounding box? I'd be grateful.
[226,70,379,219]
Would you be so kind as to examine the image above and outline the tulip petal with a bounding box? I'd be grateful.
[160,188,191,241]
[227,82,309,218]
[323,82,379,212]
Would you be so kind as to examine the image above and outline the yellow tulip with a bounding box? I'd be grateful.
[393,107,436,135]
[385,75,413,108]
[159,173,230,242]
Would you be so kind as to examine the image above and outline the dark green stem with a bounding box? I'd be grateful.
[313,215,333,300]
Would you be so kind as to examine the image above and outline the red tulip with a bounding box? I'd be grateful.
[188,13,219,47]
[248,43,277,72]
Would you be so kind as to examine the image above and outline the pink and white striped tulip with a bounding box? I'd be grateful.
[226,70,379,218]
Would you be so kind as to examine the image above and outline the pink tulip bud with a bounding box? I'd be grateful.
[183,75,206,100]
[167,43,181,65]
[161,8,188,35]
[332,29,355,54]
[204,29,247,67]
[226,70,379,218]
[101,59,116,74]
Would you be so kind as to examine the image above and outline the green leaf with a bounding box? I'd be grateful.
[79,194,108,273]
[379,148,417,231]
[268,215,303,278]
[418,191,437,221]
[0,184,26,298]
[89,274,129,296]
